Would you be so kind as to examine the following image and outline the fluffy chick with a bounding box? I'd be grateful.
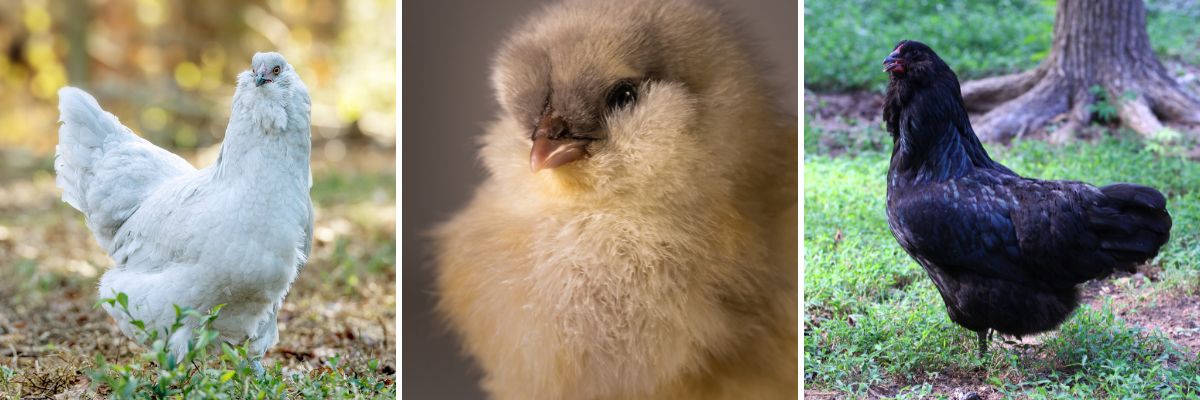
[434,0,797,399]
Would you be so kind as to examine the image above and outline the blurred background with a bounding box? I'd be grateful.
[0,0,395,397]
[401,0,797,398]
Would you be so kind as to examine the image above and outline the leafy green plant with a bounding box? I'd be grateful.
[0,365,15,394]
[1087,85,1120,124]
[86,293,396,399]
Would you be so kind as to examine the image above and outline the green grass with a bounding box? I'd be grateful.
[804,138,1200,397]
[804,0,1200,91]
[312,169,396,207]
[804,0,1055,91]
[1146,1,1200,66]
[72,295,396,399]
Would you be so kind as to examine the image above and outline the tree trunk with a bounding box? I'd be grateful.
[65,0,89,86]
[961,0,1200,141]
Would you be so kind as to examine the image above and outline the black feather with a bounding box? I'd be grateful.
[882,41,1172,352]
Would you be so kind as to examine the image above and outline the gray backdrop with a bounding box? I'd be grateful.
[401,1,797,398]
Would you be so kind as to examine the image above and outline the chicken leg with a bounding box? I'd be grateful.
[977,329,990,357]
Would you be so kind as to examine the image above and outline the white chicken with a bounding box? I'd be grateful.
[54,52,313,374]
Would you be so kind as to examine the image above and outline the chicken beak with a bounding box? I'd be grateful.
[254,66,270,87]
[530,114,590,172]
[882,51,903,73]
[531,136,589,172]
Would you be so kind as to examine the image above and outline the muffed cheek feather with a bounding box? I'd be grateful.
[605,82,697,146]
[236,72,253,88]
[599,82,703,179]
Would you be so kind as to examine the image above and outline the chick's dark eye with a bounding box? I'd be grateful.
[272,66,281,74]
[606,82,638,110]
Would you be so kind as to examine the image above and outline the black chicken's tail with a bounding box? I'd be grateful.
[1090,183,1172,269]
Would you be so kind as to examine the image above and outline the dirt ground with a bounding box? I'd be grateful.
[1081,268,1200,356]
[0,141,396,398]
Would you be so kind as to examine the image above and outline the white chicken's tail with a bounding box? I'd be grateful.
[55,87,128,212]
[54,87,194,251]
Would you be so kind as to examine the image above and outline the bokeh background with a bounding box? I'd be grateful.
[401,0,797,398]
[0,0,396,397]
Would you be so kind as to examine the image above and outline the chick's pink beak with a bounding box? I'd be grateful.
[530,114,590,172]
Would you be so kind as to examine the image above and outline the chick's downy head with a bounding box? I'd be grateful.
[485,0,768,199]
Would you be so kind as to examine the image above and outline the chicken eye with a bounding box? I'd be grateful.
[272,66,281,75]
[606,82,638,111]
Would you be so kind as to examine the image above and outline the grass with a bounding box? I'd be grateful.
[804,0,1200,91]
[0,143,396,398]
[1146,1,1200,66]
[78,295,394,399]
[804,137,1200,398]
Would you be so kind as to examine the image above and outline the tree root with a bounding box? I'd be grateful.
[1050,99,1092,144]
[1117,95,1165,137]
[960,67,1047,113]
[965,70,1200,140]
[971,78,1069,141]
[1146,73,1200,125]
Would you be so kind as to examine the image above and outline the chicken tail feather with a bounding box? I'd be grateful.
[1092,183,1172,267]
[54,87,194,251]
[55,87,127,212]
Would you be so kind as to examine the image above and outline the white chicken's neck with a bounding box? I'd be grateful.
[212,90,311,190]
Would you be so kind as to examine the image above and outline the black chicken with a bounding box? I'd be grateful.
[882,40,1172,355]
